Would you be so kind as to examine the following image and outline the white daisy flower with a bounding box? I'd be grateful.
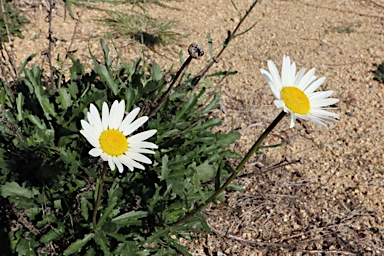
[80,100,158,173]
[260,55,339,128]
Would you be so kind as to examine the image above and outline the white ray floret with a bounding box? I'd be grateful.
[260,55,339,128]
[80,100,158,173]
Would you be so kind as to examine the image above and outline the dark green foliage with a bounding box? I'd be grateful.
[0,2,30,43]
[0,39,240,255]
[374,61,384,83]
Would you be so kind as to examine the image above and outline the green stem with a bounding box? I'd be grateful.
[172,110,287,226]
[92,164,108,230]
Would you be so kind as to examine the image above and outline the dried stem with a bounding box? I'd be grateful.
[46,0,56,91]
[191,0,260,87]
[146,43,204,117]
[57,0,91,88]
[147,55,193,117]
[0,0,18,81]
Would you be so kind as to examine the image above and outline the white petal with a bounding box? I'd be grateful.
[120,156,145,170]
[126,152,152,164]
[289,115,296,128]
[102,102,110,130]
[122,116,148,136]
[86,113,103,134]
[304,77,326,95]
[267,60,283,90]
[110,100,125,129]
[100,153,108,161]
[307,116,329,129]
[80,119,90,130]
[119,108,141,132]
[310,109,340,118]
[282,55,295,85]
[129,142,158,149]
[308,90,335,100]
[261,69,280,99]
[80,125,101,148]
[297,68,316,90]
[118,156,134,171]
[128,148,155,154]
[293,68,306,86]
[80,123,100,141]
[89,104,103,129]
[273,100,285,109]
[90,104,102,122]
[89,148,102,157]
[128,130,157,143]
[311,98,339,108]
[112,156,124,173]
[108,156,115,171]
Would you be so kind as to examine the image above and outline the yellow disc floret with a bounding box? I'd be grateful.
[281,86,310,115]
[99,130,128,156]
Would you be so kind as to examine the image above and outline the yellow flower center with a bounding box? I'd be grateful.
[281,86,310,115]
[99,129,128,156]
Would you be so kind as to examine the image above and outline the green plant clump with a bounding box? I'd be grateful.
[101,10,180,48]
[374,61,384,83]
[0,2,30,43]
[0,39,241,255]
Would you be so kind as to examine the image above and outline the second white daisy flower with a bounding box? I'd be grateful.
[260,55,339,128]
[80,100,158,173]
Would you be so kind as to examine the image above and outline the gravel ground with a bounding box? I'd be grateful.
[7,0,384,254]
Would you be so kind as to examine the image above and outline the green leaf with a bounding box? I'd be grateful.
[111,211,148,227]
[207,33,213,59]
[17,54,36,76]
[124,88,136,110]
[39,226,64,244]
[97,196,118,228]
[24,67,56,120]
[176,94,198,119]
[146,227,171,243]
[63,233,94,255]
[114,241,140,255]
[56,88,73,111]
[94,64,118,95]
[94,230,111,256]
[200,93,220,114]
[67,53,85,79]
[159,154,169,181]
[27,115,46,129]
[163,235,192,256]
[186,119,221,133]
[64,0,77,19]
[194,163,217,183]
[81,197,89,221]
[100,39,113,68]
[217,130,241,147]
[227,182,245,192]
[151,61,163,81]
[16,238,37,256]
[0,182,39,198]
[16,93,25,121]
[196,211,210,232]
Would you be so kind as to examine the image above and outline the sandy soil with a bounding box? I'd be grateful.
[6,0,384,254]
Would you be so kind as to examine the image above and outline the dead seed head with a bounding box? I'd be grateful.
[188,43,204,59]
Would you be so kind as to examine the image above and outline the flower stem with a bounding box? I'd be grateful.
[147,55,193,118]
[172,110,287,226]
[92,163,108,230]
